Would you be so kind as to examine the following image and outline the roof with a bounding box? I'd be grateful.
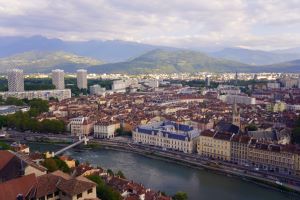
[57,177,96,196]
[0,173,37,200]
[0,150,15,171]
[36,173,62,198]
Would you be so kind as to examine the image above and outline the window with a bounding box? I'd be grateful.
[88,188,93,194]
[77,193,82,199]
[39,197,45,200]
[47,194,53,198]
[54,191,59,196]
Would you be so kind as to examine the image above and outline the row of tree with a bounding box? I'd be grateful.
[0,98,65,134]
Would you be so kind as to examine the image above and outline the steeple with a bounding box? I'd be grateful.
[235,71,238,86]
[232,98,240,128]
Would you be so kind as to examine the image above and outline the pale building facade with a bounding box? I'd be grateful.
[52,69,65,89]
[76,69,87,89]
[7,69,24,92]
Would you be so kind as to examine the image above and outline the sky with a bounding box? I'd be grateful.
[0,0,300,50]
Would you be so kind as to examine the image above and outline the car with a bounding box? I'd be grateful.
[275,181,283,186]
[254,167,259,171]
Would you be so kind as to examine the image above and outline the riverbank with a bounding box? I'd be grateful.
[4,134,300,198]
[90,140,300,197]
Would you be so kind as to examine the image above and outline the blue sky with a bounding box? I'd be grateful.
[0,0,299,50]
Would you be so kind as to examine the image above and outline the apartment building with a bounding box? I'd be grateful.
[230,134,251,165]
[0,89,71,101]
[133,121,200,153]
[248,140,295,175]
[77,69,87,89]
[94,121,120,139]
[52,69,65,90]
[197,130,233,161]
[7,69,24,92]
[68,117,94,136]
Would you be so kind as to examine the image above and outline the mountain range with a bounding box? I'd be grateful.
[0,35,300,73]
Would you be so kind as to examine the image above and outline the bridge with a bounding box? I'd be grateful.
[52,135,89,157]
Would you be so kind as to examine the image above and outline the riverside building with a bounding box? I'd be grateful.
[133,121,200,153]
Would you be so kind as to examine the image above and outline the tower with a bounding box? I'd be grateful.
[77,69,87,89]
[7,69,24,92]
[235,71,238,86]
[205,76,210,87]
[52,69,65,90]
[232,98,240,128]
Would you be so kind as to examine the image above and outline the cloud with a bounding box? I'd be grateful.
[0,0,300,50]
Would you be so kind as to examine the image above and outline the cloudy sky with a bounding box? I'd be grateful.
[0,0,300,50]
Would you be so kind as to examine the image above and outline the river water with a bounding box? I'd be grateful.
[29,143,297,200]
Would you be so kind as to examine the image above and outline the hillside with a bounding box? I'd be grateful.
[0,51,103,73]
[89,49,251,74]
[211,48,300,65]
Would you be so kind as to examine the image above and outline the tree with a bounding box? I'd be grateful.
[173,192,188,200]
[86,175,122,200]
[246,124,258,132]
[107,169,114,176]
[116,170,126,179]
[42,157,70,173]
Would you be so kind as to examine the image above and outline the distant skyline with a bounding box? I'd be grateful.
[0,0,300,50]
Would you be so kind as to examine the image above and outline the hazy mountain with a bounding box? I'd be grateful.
[272,47,300,55]
[262,59,300,72]
[0,35,173,62]
[0,51,103,73]
[211,47,300,65]
[88,49,251,74]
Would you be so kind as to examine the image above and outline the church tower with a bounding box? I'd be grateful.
[232,99,240,128]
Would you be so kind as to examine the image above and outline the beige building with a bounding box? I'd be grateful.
[248,141,295,175]
[94,121,120,139]
[68,117,94,136]
[230,135,251,165]
[36,171,97,200]
[197,130,232,161]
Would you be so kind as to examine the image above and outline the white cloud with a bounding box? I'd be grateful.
[0,0,300,50]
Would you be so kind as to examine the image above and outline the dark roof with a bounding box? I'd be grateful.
[0,150,15,170]
[215,121,239,134]
[0,173,37,200]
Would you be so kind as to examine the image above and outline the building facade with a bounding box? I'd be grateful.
[94,122,120,139]
[89,84,106,96]
[68,117,94,136]
[77,69,87,89]
[7,69,24,92]
[197,130,232,161]
[52,69,65,90]
[133,121,200,153]
[0,89,71,101]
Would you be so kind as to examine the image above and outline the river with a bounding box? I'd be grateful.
[29,143,297,200]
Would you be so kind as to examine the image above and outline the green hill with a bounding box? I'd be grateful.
[0,51,104,73]
[89,49,251,74]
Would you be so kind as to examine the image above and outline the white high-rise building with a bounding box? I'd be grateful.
[7,69,24,92]
[52,69,65,90]
[77,69,87,89]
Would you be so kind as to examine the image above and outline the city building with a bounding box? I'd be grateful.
[68,116,94,136]
[197,130,233,161]
[0,170,98,200]
[7,69,24,92]
[217,85,240,95]
[77,69,87,89]
[205,76,210,87]
[0,89,71,101]
[52,69,65,89]
[89,84,106,96]
[94,121,120,139]
[133,121,200,153]
[0,150,47,183]
[0,105,30,115]
[112,80,127,91]
[248,140,295,175]
[219,94,256,105]
[230,134,251,165]
[232,102,241,128]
